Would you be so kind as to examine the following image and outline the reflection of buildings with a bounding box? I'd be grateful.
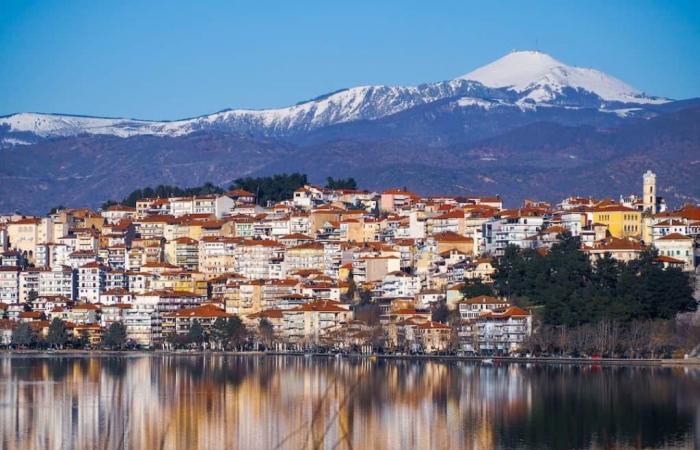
[0,356,695,450]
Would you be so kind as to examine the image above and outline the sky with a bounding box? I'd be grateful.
[1,0,699,120]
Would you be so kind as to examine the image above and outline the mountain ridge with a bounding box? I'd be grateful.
[0,51,672,143]
[0,50,697,214]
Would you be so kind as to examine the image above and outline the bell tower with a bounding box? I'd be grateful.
[643,170,656,213]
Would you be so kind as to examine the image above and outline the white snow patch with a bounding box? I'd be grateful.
[2,137,32,146]
[456,97,498,109]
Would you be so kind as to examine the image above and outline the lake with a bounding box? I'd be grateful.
[0,354,698,449]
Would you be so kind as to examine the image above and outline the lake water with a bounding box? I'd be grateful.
[0,354,698,450]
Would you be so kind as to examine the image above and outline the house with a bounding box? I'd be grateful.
[380,189,418,212]
[653,233,695,271]
[433,231,474,255]
[161,303,231,337]
[281,300,352,344]
[584,237,645,262]
[458,296,510,320]
[415,321,451,353]
[463,306,532,355]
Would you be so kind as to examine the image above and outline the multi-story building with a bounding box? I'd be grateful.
[281,300,352,344]
[0,267,20,303]
[235,240,284,279]
[77,262,106,303]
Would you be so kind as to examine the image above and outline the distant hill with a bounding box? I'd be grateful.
[1,51,698,213]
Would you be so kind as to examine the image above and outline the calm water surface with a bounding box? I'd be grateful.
[0,354,698,450]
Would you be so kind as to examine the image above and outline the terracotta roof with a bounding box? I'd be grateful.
[286,300,350,313]
[589,237,644,251]
[434,231,473,243]
[656,233,692,241]
[655,255,686,264]
[163,304,231,319]
[485,306,530,318]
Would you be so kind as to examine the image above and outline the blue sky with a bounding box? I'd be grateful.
[1,0,698,120]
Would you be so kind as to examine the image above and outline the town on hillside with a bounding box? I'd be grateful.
[0,171,698,356]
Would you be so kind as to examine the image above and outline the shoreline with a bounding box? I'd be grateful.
[2,349,700,367]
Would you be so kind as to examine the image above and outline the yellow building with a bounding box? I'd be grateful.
[152,271,208,296]
[590,203,641,238]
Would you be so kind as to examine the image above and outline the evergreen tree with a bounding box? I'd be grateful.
[226,316,246,349]
[491,236,696,327]
[460,278,495,298]
[46,318,67,349]
[78,329,91,348]
[230,173,308,205]
[431,300,450,323]
[103,322,127,349]
[187,320,205,346]
[258,318,274,347]
[325,177,358,190]
[11,323,35,348]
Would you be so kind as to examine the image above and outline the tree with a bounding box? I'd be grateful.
[78,329,91,348]
[211,317,228,349]
[225,316,247,349]
[258,318,274,348]
[460,279,495,298]
[101,182,225,208]
[46,318,68,349]
[491,236,695,328]
[187,320,206,347]
[325,177,357,190]
[11,323,35,348]
[48,205,66,215]
[103,322,127,349]
[100,200,119,210]
[230,173,308,205]
[431,300,450,323]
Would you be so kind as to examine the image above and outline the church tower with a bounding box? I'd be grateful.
[643,170,656,213]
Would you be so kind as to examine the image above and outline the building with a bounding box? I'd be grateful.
[458,296,510,320]
[161,304,231,337]
[653,233,694,271]
[462,306,532,355]
[281,300,352,344]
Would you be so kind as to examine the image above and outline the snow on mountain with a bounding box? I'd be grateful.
[0,113,155,138]
[0,51,670,140]
[458,50,666,105]
[0,80,490,139]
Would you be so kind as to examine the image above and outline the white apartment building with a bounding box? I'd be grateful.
[376,271,421,298]
[0,267,19,303]
[482,214,545,256]
[235,240,285,279]
[77,262,106,303]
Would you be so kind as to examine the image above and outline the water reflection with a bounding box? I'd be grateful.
[0,355,697,450]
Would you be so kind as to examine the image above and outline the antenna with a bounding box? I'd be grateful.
[536,38,539,52]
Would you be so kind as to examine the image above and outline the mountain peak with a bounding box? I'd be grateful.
[458,51,563,90]
[458,50,665,104]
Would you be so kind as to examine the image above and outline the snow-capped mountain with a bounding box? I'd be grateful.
[457,51,664,105]
[0,51,669,143]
